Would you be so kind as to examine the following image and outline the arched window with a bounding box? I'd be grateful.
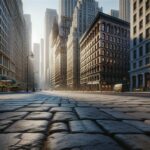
[121,28,124,36]
[101,42,105,48]
[102,33,105,40]
[117,27,120,35]
[111,26,114,34]
[106,24,110,32]
[114,26,117,34]
[101,23,105,31]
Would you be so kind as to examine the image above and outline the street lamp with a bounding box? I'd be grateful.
[26,53,34,92]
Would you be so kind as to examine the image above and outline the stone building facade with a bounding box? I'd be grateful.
[67,0,99,90]
[80,12,130,91]
[130,0,150,91]
[0,0,28,88]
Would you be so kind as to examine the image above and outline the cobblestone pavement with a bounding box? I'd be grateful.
[0,91,150,150]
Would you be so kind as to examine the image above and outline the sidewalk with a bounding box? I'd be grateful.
[51,90,150,97]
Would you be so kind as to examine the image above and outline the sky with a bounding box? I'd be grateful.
[22,0,119,46]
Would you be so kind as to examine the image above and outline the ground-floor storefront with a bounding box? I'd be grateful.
[130,71,150,91]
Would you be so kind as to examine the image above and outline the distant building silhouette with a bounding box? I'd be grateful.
[119,0,130,22]
[109,9,119,18]
[44,9,57,90]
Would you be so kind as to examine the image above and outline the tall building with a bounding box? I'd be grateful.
[49,28,56,89]
[24,14,33,90]
[33,43,40,89]
[0,0,28,89]
[119,0,130,22]
[59,0,77,19]
[130,0,150,91]
[44,9,57,89]
[40,38,44,89]
[110,9,119,18]
[24,14,32,54]
[80,12,130,91]
[67,0,99,89]
[48,0,77,90]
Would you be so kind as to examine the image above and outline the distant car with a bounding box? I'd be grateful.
[113,84,123,92]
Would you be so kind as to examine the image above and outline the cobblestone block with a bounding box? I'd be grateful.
[0,133,45,150]
[52,112,78,122]
[50,123,68,133]
[0,112,28,120]
[25,112,53,120]
[0,120,13,131]
[115,134,150,150]
[61,104,76,107]
[5,120,49,133]
[69,120,103,133]
[124,120,150,133]
[47,133,123,150]
[50,107,72,112]
[77,103,91,107]
[42,104,59,107]
[75,107,113,120]
[100,109,137,120]
[97,120,142,134]
[126,112,150,120]
[16,106,50,112]
[0,106,22,112]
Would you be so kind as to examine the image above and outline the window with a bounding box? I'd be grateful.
[139,33,143,42]
[146,42,150,53]
[139,20,143,29]
[139,7,143,17]
[146,0,150,10]
[101,23,105,31]
[133,38,137,46]
[101,42,105,48]
[133,14,137,22]
[124,29,127,37]
[102,33,105,40]
[106,35,109,40]
[133,1,137,10]
[114,26,117,34]
[133,26,136,34]
[146,13,150,24]
[0,68,2,75]
[0,54,2,64]
[133,50,136,59]
[139,46,143,57]
[139,60,143,67]
[113,37,116,42]
[133,63,136,69]
[110,36,113,41]
[139,0,143,4]
[146,28,150,38]
[111,26,114,34]
[106,24,110,33]
[117,28,120,35]
[146,57,150,65]
[106,43,109,49]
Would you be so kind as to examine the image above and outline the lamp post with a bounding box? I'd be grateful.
[26,53,34,92]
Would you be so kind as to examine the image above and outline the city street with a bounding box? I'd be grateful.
[0,92,150,150]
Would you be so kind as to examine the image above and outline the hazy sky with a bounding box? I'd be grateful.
[22,0,119,45]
